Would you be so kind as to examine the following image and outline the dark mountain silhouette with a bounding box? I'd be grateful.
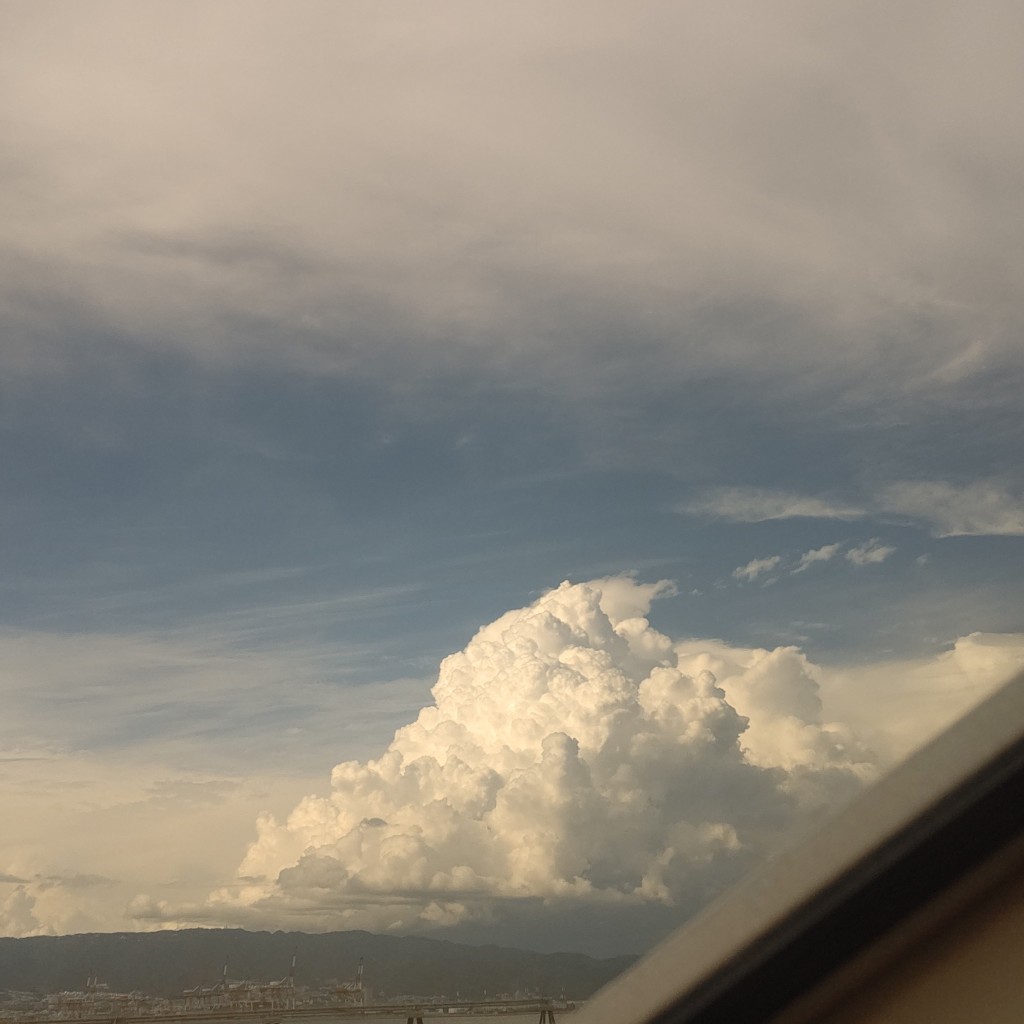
[0,929,635,1001]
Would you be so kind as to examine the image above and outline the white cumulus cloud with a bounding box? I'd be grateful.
[158,578,875,942]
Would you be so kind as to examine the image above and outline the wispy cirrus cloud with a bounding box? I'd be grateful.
[877,481,1024,537]
[732,556,782,582]
[792,543,844,574]
[846,539,896,566]
[735,541,888,583]
[680,489,865,525]
[0,621,431,777]
[33,873,116,893]
[681,479,1024,539]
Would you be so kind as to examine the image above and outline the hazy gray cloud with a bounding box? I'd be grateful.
[0,886,41,937]
[1,0,1022,418]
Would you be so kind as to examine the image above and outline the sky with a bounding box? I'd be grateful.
[1,1,1023,957]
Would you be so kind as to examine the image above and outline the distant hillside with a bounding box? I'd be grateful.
[0,929,636,1001]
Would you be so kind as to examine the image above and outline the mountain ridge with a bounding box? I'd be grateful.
[0,928,636,1000]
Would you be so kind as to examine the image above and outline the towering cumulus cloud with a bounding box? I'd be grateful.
[198,579,875,944]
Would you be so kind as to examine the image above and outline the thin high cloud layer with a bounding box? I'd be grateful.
[0,746,330,939]
[0,621,431,939]
[144,579,876,940]
[682,480,1024,537]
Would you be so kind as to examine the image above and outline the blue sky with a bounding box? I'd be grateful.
[5,332,1020,667]
[1,1,1022,950]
